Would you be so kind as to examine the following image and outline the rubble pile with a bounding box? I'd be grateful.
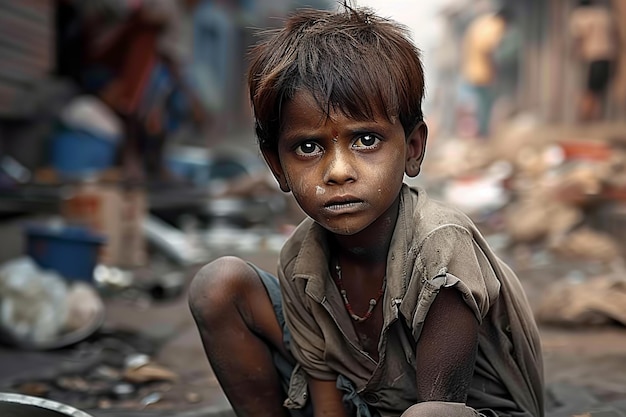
[425,131,626,328]
[537,273,626,327]
[427,135,626,266]
[504,138,626,265]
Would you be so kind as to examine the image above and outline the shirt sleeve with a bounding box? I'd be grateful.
[278,260,337,381]
[414,224,501,323]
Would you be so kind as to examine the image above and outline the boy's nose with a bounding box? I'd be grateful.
[323,147,357,185]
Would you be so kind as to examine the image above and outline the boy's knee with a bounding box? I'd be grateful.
[188,256,258,324]
[401,402,479,417]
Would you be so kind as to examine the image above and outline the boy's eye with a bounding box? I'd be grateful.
[295,142,322,157]
[353,134,380,149]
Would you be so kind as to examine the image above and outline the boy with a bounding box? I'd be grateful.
[189,6,544,417]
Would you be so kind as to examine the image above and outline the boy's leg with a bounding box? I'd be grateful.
[189,256,292,417]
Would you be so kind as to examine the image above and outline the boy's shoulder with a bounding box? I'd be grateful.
[405,185,476,238]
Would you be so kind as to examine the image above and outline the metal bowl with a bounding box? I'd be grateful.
[0,393,94,417]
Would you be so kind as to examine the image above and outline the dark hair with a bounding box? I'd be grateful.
[247,6,425,151]
[496,6,514,22]
[578,0,593,6]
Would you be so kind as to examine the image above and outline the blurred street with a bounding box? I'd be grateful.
[1,0,626,416]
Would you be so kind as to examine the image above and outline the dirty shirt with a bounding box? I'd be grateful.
[277,185,544,417]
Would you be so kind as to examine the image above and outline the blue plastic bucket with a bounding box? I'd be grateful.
[25,224,106,282]
[50,128,119,177]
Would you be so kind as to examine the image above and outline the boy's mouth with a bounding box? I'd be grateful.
[323,196,365,212]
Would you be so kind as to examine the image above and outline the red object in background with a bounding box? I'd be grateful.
[559,140,613,162]
[602,186,626,202]
[85,11,160,116]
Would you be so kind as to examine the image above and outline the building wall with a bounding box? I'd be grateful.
[0,0,55,119]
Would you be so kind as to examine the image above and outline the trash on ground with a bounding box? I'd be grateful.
[0,257,105,350]
[537,274,626,327]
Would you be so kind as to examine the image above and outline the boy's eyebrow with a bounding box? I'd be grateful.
[340,120,398,137]
[281,120,396,142]
[280,131,327,144]
[347,126,386,136]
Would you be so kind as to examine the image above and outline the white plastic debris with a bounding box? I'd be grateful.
[0,257,69,344]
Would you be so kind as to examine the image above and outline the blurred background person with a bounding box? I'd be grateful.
[57,0,211,183]
[569,0,620,123]
[461,5,516,140]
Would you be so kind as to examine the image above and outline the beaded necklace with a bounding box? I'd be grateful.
[333,261,386,322]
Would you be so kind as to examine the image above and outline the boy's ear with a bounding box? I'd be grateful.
[405,121,428,178]
[261,147,291,192]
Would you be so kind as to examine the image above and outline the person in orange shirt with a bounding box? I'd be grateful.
[461,8,507,138]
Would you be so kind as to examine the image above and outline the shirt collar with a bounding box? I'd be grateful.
[291,184,419,305]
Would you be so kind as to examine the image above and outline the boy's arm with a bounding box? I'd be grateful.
[414,286,479,404]
[308,378,349,417]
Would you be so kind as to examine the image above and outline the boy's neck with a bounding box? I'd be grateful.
[330,195,401,264]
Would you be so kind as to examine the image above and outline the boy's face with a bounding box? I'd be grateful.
[262,90,426,236]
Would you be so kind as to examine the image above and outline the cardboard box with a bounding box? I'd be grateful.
[61,183,147,268]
